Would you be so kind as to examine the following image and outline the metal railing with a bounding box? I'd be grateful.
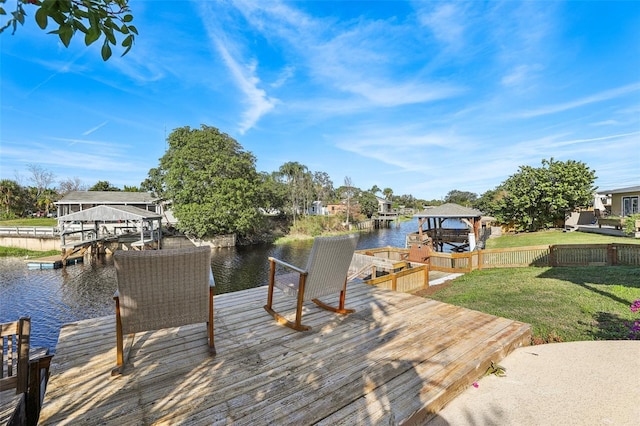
[0,226,59,237]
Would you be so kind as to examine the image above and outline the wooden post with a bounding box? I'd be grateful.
[423,266,429,289]
[549,245,556,267]
[607,244,617,266]
[478,250,484,270]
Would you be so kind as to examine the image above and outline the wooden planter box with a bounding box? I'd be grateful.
[598,218,624,229]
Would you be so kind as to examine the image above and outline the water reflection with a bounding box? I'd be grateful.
[0,219,419,351]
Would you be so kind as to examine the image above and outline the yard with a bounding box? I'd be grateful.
[426,230,640,343]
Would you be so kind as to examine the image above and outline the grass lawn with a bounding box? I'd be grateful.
[0,246,59,257]
[485,228,640,248]
[0,218,58,227]
[427,266,640,343]
[432,230,640,343]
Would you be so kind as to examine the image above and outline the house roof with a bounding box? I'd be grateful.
[598,185,640,195]
[413,203,482,218]
[56,191,158,205]
[58,205,161,222]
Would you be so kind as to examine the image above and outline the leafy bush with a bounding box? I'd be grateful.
[624,214,640,234]
[289,216,347,236]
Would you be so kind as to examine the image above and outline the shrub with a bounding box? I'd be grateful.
[624,214,640,235]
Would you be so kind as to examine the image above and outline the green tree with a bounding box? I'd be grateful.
[444,189,477,207]
[1,0,137,60]
[357,191,378,218]
[498,158,596,231]
[382,187,393,200]
[140,167,165,198]
[0,179,29,218]
[89,180,120,191]
[313,171,334,205]
[150,125,261,238]
[277,161,308,225]
[257,171,287,213]
[37,188,58,215]
[394,194,419,210]
[473,187,505,215]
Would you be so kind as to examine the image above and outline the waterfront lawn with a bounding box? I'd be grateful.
[426,266,640,343]
[0,246,59,257]
[486,229,640,249]
[0,218,57,226]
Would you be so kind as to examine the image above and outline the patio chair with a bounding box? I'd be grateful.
[264,233,359,331]
[112,246,215,375]
[402,243,432,264]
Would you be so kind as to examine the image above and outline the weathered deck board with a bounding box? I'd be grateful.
[39,282,530,425]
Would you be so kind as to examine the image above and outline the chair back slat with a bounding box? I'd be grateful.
[303,234,359,300]
[0,317,30,394]
[114,247,212,335]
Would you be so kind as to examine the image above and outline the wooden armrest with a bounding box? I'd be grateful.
[268,257,307,275]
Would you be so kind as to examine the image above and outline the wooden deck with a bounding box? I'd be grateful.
[39,282,531,425]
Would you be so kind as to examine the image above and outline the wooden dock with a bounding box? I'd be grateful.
[39,282,531,425]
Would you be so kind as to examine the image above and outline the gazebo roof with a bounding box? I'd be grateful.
[413,203,482,219]
[56,191,158,205]
[58,205,161,222]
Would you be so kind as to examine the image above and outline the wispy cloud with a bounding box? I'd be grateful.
[416,2,467,49]
[81,121,109,136]
[213,40,277,133]
[517,82,640,118]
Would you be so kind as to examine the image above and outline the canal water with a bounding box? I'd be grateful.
[0,219,419,351]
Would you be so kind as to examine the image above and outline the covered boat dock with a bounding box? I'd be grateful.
[57,205,163,259]
[410,203,486,252]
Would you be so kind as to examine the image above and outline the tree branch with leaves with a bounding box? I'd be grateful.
[1,0,137,60]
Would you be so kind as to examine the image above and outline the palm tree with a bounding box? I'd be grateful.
[383,187,393,201]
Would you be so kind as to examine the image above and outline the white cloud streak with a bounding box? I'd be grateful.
[517,82,640,118]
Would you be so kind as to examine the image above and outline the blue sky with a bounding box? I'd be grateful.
[1,0,639,200]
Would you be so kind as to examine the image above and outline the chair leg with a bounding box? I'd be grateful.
[208,286,216,355]
[264,273,311,331]
[111,333,134,376]
[266,259,275,310]
[312,279,355,315]
[312,295,355,314]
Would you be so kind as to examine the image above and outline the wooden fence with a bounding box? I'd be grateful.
[351,250,429,293]
[428,243,640,273]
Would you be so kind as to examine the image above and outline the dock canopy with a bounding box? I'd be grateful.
[412,203,483,252]
[58,205,163,250]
